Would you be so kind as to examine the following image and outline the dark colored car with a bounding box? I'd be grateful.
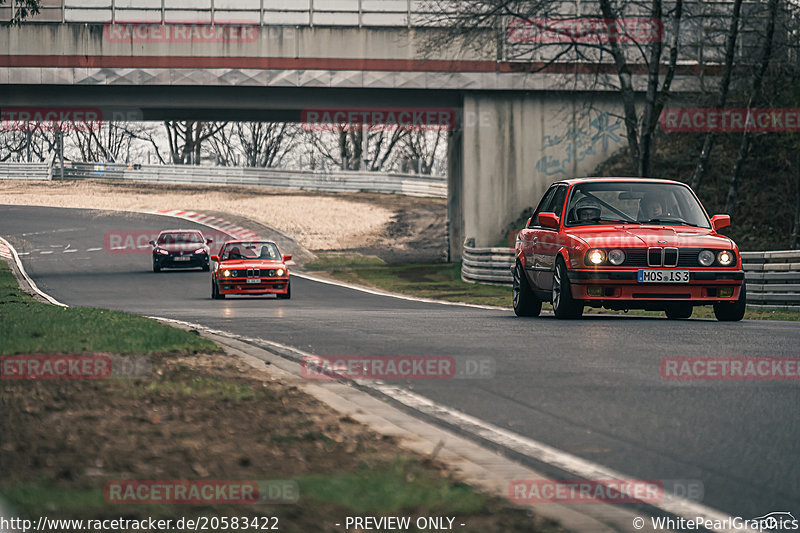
[513,178,746,321]
[150,230,212,272]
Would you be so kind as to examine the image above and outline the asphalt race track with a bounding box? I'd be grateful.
[3,205,799,520]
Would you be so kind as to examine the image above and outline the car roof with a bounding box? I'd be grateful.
[554,177,688,187]
[158,229,203,234]
[223,240,277,245]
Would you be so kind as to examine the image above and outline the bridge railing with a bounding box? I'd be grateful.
[51,162,447,198]
[0,0,457,27]
[462,244,800,308]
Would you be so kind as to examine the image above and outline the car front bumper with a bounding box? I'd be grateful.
[217,278,290,295]
[154,254,209,268]
[567,269,744,305]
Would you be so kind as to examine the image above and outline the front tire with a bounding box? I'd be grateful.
[665,303,693,319]
[276,283,291,300]
[512,262,541,317]
[714,282,746,322]
[211,279,225,300]
[552,258,583,319]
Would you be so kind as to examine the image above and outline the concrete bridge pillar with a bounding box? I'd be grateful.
[448,92,627,260]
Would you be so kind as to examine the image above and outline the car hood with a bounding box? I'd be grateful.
[568,225,735,249]
[217,259,286,269]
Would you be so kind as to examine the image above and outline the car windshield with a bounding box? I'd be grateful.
[157,232,203,244]
[565,181,711,228]
[221,242,280,261]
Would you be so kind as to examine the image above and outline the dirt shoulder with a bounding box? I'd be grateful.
[0,179,447,264]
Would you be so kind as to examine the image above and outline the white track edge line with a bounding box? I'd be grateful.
[0,236,68,307]
[148,316,754,533]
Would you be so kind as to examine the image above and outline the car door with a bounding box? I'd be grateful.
[534,184,568,291]
[518,186,557,290]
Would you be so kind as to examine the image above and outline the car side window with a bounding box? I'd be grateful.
[529,186,558,228]
[547,185,568,218]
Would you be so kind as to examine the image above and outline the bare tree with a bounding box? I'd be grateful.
[0,0,40,24]
[690,0,744,190]
[207,122,299,168]
[0,125,58,162]
[163,121,227,165]
[724,0,781,214]
[67,122,136,163]
[302,127,410,172]
[420,0,686,177]
[399,130,447,174]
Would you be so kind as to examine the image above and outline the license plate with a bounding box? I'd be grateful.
[246,278,260,284]
[174,256,190,261]
[638,270,690,283]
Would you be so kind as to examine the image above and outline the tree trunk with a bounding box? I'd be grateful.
[691,0,743,190]
[638,0,664,177]
[598,0,642,175]
[724,0,780,214]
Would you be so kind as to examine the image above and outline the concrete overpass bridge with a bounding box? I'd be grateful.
[1,0,733,257]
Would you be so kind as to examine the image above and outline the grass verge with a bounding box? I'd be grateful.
[0,258,557,532]
[305,253,800,321]
[0,262,218,355]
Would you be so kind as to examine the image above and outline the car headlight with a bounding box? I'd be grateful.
[156,248,169,255]
[193,248,206,255]
[717,250,735,266]
[276,268,285,277]
[607,249,625,266]
[223,269,231,277]
[698,250,715,267]
[586,249,606,265]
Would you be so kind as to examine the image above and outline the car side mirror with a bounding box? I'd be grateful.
[283,254,292,262]
[538,212,560,229]
[206,238,213,244]
[210,255,220,262]
[711,215,731,231]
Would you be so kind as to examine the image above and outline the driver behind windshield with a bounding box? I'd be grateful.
[639,194,665,221]
[573,198,602,222]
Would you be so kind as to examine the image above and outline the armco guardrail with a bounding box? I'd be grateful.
[58,163,446,198]
[741,250,800,307]
[462,245,800,307]
[0,162,52,180]
[461,245,514,285]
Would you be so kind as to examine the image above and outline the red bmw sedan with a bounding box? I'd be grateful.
[211,240,291,299]
[513,178,745,321]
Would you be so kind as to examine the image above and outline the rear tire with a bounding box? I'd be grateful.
[512,262,541,317]
[714,282,746,322]
[665,303,693,319]
[552,258,583,319]
[276,283,291,300]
